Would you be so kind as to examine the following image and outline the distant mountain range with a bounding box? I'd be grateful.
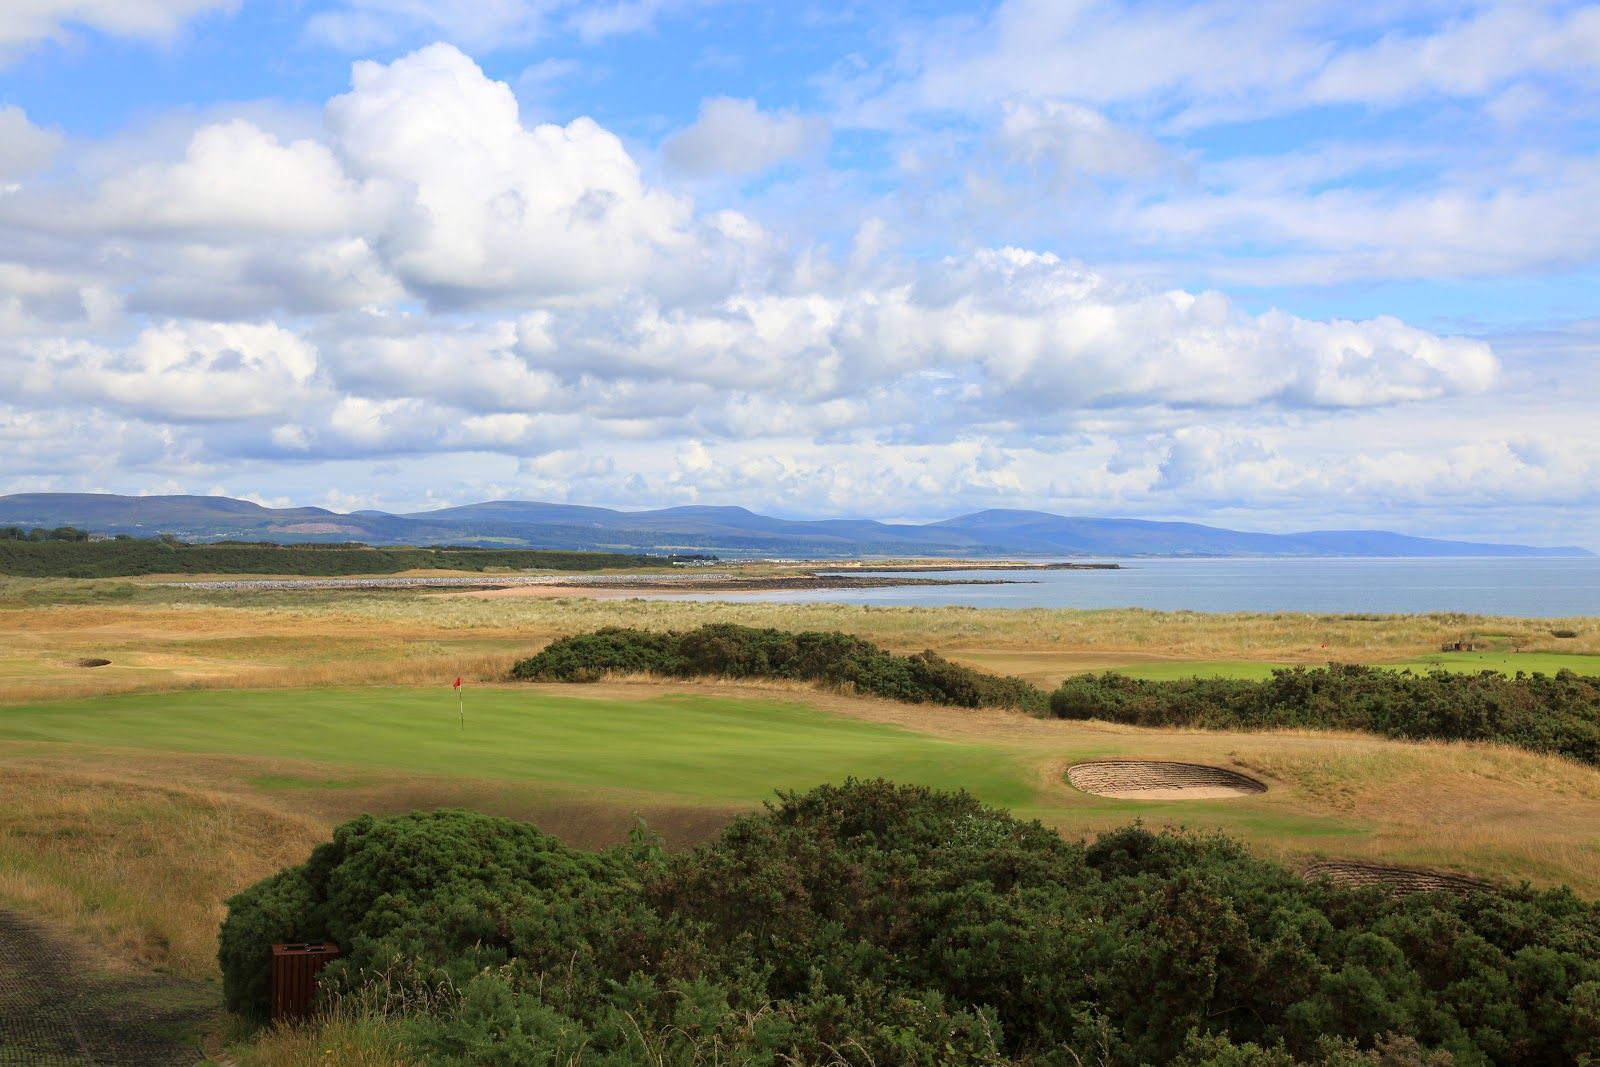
[0,493,1590,558]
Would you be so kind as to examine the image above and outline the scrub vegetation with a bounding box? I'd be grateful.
[1050,665,1600,767]
[218,782,1600,1065]
[512,623,1045,711]
[519,625,1600,767]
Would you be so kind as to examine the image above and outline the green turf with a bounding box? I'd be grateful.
[1113,660,1287,681]
[0,687,1037,808]
[1108,651,1600,681]
[1385,651,1600,675]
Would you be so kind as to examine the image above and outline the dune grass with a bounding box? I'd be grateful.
[3,575,1597,704]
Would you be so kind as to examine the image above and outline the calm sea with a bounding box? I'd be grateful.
[671,558,1600,617]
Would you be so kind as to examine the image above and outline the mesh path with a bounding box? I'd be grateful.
[0,910,218,1066]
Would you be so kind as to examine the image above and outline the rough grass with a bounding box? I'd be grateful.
[233,1004,420,1067]
[3,576,1597,704]
[0,756,326,976]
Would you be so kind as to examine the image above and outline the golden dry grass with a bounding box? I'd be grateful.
[0,750,327,976]
[0,739,742,981]
[233,1004,420,1067]
[3,576,1595,703]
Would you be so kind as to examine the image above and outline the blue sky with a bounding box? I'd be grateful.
[1,1,1597,545]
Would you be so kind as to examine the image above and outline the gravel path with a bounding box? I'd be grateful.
[0,910,217,1066]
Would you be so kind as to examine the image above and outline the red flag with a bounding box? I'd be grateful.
[453,676,462,689]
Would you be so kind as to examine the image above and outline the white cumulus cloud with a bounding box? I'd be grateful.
[326,44,695,301]
[14,320,319,421]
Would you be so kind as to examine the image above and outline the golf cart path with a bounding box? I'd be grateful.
[0,909,217,1066]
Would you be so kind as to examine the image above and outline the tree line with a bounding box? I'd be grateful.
[0,525,91,541]
[0,539,697,578]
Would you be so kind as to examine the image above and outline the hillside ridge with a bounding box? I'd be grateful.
[0,492,1590,558]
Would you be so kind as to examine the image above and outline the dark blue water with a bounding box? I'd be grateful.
[674,558,1600,617]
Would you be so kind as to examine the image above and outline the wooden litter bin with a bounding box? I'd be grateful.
[271,942,340,1024]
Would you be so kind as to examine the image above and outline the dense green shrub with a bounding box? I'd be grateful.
[510,624,1046,711]
[218,809,644,1022]
[222,782,1600,1064]
[1049,665,1600,767]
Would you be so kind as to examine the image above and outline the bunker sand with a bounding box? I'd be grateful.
[1065,760,1267,799]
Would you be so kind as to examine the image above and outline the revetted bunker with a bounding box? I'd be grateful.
[1302,860,1494,896]
[1066,760,1267,800]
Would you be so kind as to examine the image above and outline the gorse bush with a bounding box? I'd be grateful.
[219,809,645,1022]
[1049,664,1600,767]
[221,781,1600,1065]
[513,628,1600,765]
[511,623,1046,711]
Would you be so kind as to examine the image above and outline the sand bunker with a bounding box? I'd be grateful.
[1303,861,1493,896]
[1066,761,1267,799]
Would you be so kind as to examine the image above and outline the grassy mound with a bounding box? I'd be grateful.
[1049,664,1600,767]
[221,781,1600,1065]
[511,623,1046,711]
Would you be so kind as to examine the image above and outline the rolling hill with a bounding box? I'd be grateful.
[0,493,1590,558]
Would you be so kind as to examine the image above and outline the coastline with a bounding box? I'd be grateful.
[166,572,1033,596]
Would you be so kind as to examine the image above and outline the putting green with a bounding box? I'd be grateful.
[0,687,1035,808]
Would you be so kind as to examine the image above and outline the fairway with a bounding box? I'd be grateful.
[0,686,1036,808]
[1078,651,1600,682]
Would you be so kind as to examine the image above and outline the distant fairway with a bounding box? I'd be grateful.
[1094,650,1600,682]
[0,686,1036,808]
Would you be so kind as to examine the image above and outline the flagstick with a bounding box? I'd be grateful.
[458,686,464,731]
